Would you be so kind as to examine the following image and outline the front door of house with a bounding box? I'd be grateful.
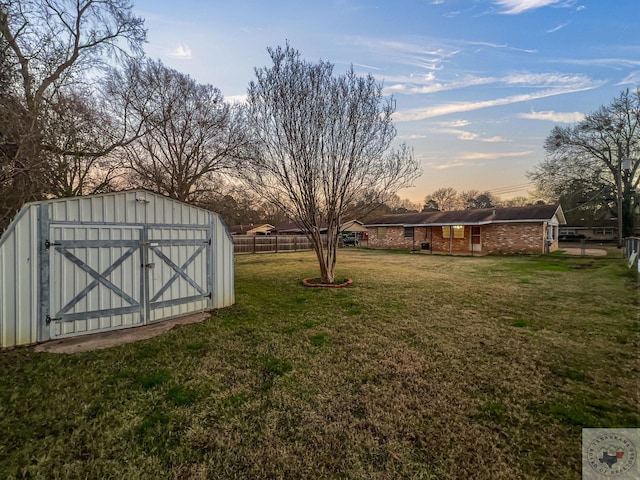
[471,226,481,252]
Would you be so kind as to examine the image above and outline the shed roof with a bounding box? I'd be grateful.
[365,204,565,226]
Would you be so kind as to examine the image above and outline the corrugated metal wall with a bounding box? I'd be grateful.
[0,191,234,348]
[0,205,41,348]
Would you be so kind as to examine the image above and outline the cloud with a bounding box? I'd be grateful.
[429,161,470,170]
[383,84,410,94]
[518,109,584,122]
[426,150,530,170]
[225,94,247,104]
[457,131,480,141]
[352,63,384,71]
[349,37,460,71]
[482,136,508,142]
[460,151,532,160]
[384,72,593,98]
[397,134,428,139]
[502,72,592,86]
[434,127,509,142]
[168,43,192,59]
[616,71,640,86]
[394,82,602,121]
[463,40,537,54]
[493,0,571,15]
[547,23,568,33]
[554,57,640,68]
[441,120,470,128]
[383,75,496,95]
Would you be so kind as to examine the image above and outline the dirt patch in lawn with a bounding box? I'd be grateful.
[560,247,608,256]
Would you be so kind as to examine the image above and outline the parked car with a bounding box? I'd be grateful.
[342,235,359,247]
[558,234,586,241]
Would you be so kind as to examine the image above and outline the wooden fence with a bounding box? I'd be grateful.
[233,235,327,254]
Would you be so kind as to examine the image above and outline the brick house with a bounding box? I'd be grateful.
[558,219,617,242]
[365,205,566,254]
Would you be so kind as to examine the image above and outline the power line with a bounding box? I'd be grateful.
[485,182,536,195]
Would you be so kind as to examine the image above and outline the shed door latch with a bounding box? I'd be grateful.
[44,240,62,250]
[45,314,61,325]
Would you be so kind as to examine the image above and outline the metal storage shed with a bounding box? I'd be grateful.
[0,190,234,348]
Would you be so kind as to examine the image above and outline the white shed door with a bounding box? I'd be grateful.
[48,225,144,339]
[146,227,210,323]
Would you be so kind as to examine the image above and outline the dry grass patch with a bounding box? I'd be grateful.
[0,249,637,479]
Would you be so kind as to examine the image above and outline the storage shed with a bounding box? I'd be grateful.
[0,190,234,348]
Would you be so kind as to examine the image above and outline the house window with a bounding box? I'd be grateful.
[378,226,387,238]
[442,226,465,239]
[593,228,613,235]
[559,228,576,236]
[404,227,414,238]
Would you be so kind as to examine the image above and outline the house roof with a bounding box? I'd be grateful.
[563,219,617,229]
[229,224,275,235]
[365,204,566,226]
[273,221,304,233]
[274,219,366,233]
[340,220,369,232]
[247,224,275,234]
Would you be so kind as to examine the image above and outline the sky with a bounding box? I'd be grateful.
[133,0,640,204]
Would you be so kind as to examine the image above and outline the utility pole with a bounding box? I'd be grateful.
[617,155,632,248]
[616,162,624,248]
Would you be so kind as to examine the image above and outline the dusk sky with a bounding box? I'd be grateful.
[133,0,639,203]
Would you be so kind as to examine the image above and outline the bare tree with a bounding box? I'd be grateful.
[243,44,419,283]
[41,89,125,196]
[385,194,421,213]
[460,189,498,209]
[114,59,251,202]
[528,88,640,244]
[501,196,536,207]
[0,0,145,229]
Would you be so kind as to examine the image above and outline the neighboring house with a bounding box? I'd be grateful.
[229,224,275,235]
[273,221,306,235]
[274,219,367,236]
[559,219,617,242]
[340,220,368,235]
[365,205,566,255]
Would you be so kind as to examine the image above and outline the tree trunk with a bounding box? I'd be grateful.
[309,229,330,283]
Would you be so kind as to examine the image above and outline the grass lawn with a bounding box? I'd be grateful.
[0,249,638,479]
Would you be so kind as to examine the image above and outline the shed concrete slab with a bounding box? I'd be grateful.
[34,312,211,354]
